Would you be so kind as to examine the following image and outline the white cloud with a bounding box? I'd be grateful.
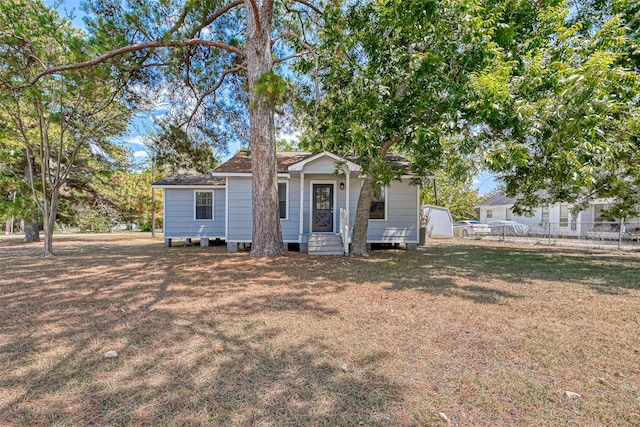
[278,130,301,142]
[133,150,148,159]
[125,135,145,146]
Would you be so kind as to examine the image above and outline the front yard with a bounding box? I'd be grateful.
[1,235,638,425]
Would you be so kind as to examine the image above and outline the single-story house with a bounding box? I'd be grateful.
[477,192,640,239]
[152,150,421,254]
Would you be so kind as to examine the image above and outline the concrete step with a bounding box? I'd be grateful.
[308,234,344,255]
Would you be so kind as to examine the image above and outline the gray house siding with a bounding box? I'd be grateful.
[163,188,225,239]
[367,179,419,243]
[159,154,419,247]
[226,177,253,242]
[226,177,302,243]
[281,179,301,242]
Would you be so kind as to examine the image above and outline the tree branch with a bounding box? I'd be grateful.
[247,0,263,38]
[184,65,244,126]
[626,8,640,28]
[292,0,323,14]
[168,4,191,35]
[380,135,401,158]
[8,39,245,90]
[273,51,312,64]
[189,0,244,38]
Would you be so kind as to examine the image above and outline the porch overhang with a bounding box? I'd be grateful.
[288,151,361,173]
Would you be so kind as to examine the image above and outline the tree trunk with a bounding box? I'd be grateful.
[23,211,40,242]
[351,173,374,256]
[42,190,58,257]
[246,0,284,257]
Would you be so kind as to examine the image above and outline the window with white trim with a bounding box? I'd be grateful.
[541,206,549,223]
[506,208,512,221]
[559,204,569,227]
[278,182,288,219]
[487,209,493,219]
[195,191,213,220]
[369,186,386,220]
[594,204,605,223]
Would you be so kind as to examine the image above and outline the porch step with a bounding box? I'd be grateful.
[308,234,344,256]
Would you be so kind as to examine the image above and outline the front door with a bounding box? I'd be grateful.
[312,184,334,232]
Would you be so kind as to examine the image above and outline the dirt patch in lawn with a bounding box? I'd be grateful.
[1,235,639,426]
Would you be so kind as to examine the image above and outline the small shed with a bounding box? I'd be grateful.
[422,205,453,239]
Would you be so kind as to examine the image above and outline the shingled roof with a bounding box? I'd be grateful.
[153,151,415,186]
[212,150,313,174]
[477,190,551,207]
[152,171,226,187]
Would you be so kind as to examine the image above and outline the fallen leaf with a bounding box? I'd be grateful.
[215,346,224,353]
[565,391,581,399]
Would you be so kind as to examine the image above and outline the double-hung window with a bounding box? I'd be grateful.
[541,206,549,223]
[559,204,569,227]
[278,182,288,220]
[369,186,386,220]
[195,191,213,220]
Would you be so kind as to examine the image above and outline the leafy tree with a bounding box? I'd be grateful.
[95,170,158,230]
[473,2,640,217]
[298,0,497,255]
[0,0,132,256]
[147,121,219,174]
[421,171,484,221]
[0,143,36,236]
[6,0,323,257]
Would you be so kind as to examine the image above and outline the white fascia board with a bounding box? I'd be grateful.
[356,174,415,180]
[152,185,225,189]
[288,151,361,172]
[210,172,290,178]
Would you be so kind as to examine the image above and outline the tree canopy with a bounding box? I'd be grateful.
[0,0,133,255]
[471,1,640,217]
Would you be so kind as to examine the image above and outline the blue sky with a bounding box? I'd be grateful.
[47,0,497,193]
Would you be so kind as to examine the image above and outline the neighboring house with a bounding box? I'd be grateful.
[152,150,421,254]
[478,192,640,239]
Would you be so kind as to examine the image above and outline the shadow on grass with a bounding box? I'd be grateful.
[1,238,638,424]
[373,243,640,295]
[0,240,403,425]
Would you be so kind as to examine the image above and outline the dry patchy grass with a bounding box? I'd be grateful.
[0,235,639,426]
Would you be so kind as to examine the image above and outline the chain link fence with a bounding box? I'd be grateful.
[480,220,640,251]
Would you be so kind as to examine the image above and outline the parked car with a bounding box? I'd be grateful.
[453,220,491,237]
[487,220,529,236]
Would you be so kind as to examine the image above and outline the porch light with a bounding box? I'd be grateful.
[340,182,345,190]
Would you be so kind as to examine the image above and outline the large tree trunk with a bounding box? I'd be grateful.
[351,173,374,256]
[246,0,284,257]
[23,211,40,242]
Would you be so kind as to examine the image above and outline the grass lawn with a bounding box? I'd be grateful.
[1,235,639,426]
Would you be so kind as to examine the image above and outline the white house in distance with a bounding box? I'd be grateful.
[152,150,421,254]
[477,192,640,239]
